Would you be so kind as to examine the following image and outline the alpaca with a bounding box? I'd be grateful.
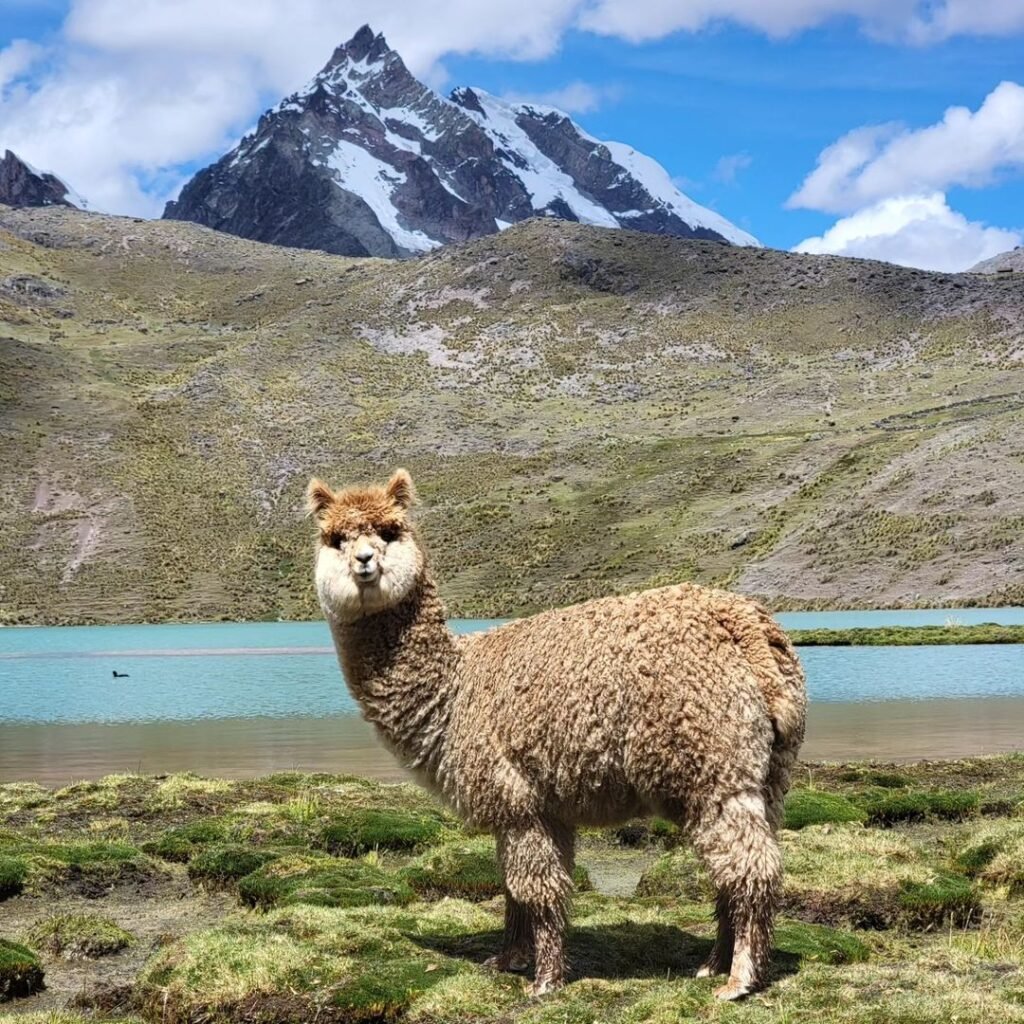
[307,469,807,1000]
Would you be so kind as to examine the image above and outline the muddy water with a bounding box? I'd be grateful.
[4,697,1024,786]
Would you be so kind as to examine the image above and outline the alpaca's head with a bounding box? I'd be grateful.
[306,469,424,623]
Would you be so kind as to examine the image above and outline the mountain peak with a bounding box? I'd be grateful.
[323,24,394,74]
[0,150,85,210]
[164,31,758,256]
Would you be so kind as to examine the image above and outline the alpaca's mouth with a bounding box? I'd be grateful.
[354,566,380,586]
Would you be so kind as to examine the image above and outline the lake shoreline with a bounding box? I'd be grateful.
[6,697,1024,786]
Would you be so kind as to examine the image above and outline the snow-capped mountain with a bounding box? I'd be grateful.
[164,26,758,257]
[0,150,86,210]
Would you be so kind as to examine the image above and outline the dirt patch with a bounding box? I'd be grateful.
[0,881,234,1016]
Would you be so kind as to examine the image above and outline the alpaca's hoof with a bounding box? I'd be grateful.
[696,957,728,979]
[714,979,752,1002]
[483,952,530,974]
[526,976,563,998]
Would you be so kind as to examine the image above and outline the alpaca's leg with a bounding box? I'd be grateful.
[484,835,534,973]
[695,890,733,979]
[693,793,781,1001]
[483,896,532,972]
[498,820,574,997]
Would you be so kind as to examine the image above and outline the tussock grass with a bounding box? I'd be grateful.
[784,789,867,830]
[5,761,1024,1020]
[187,845,279,887]
[0,939,44,1002]
[0,854,28,899]
[238,854,414,910]
[25,913,134,959]
[404,839,592,902]
[859,788,980,826]
[318,808,448,856]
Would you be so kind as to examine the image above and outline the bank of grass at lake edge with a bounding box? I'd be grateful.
[790,623,1024,645]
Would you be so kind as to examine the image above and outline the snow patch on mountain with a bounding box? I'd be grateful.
[601,142,757,247]
[325,141,441,252]
[458,90,620,228]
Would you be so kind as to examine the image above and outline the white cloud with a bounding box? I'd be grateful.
[712,152,752,184]
[790,82,1024,214]
[907,0,1024,43]
[502,81,622,114]
[5,1,1024,216]
[0,39,43,93]
[793,192,1022,271]
[578,0,1024,43]
[578,0,915,41]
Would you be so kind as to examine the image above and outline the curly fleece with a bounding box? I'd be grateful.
[308,470,807,1000]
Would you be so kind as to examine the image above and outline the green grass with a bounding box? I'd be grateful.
[187,845,280,887]
[143,818,230,862]
[634,849,713,902]
[25,913,134,959]
[137,903,488,1024]
[0,854,27,899]
[6,761,1024,1020]
[0,939,44,1002]
[858,788,980,826]
[784,790,868,830]
[791,624,1024,645]
[774,921,871,965]
[897,874,980,929]
[318,808,447,856]
[238,855,415,910]
[403,839,593,902]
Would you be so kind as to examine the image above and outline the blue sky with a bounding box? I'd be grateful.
[444,26,1024,249]
[2,1,1023,269]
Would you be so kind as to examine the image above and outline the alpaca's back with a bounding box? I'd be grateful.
[453,583,806,827]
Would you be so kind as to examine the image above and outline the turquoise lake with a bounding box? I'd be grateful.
[1,611,1022,781]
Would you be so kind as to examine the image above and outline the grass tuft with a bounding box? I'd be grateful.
[187,845,279,887]
[25,913,134,959]
[898,873,980,929]
[318,809,446,857]
[0,939,44,1002]
[784,790,867,830]
[859,789,980,826]
[143,818,230,862]
[238,855,414,910]
[404,839,592,901]
[774,921,871,965]
[0,855,28,900]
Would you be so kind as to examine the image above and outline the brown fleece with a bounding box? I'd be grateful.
[309,471,807,1000]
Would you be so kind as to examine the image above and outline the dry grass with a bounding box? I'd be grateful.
[1,208,1023,623]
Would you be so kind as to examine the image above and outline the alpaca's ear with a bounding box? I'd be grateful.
[306,478,335,518]
[385,469,416,510]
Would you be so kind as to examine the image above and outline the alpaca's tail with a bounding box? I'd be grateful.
[717,596,807,832]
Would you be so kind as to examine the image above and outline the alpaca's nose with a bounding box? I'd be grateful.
[355,549,374,565]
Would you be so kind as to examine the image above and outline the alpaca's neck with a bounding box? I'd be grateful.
[329,575,459,777]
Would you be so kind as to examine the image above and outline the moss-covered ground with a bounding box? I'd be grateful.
[3,758,1024,1021]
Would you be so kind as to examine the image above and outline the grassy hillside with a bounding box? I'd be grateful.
[0,204,1022,624]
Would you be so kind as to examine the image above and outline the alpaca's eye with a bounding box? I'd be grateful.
[378,526,400,544]
[331,532,348,548]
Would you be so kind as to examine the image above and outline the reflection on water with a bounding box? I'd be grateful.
[4,698,1024,785]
